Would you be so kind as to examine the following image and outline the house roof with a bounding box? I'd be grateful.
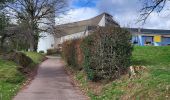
[127,28,170,35]
[54,12,119,37]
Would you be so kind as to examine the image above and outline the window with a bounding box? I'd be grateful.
[133,40,138,44]
[144,36,153,46]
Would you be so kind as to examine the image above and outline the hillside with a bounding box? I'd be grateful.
[72,46,170,100]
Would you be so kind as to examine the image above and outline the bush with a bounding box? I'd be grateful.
[47,48,60,55]
[62,26,133,81]
[81,26,133,81]
[62,39,83,70]
[39,50,44,54]
[3,52,34,73]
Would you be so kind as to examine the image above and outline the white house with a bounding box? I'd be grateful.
[54,13,119,48]
[37,12,119,52]
[37,6,55,53]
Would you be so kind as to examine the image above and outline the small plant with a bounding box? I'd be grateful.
[47,48,60,55]
[39,50,44,54]
[3,52,33,74]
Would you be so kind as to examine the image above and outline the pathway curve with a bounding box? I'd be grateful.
[14,56,87,100]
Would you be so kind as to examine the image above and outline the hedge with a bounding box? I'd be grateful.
[62,39,83,70]
[81,27,133,81]
[62,26,133,81]
[47,48,60,55]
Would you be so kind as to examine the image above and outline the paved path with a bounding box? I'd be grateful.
[14,56,87,100]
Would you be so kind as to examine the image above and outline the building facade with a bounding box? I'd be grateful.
[54,13,119,48]
[37,5,55,53]
[129,28,170,46]
[37,12,170,53]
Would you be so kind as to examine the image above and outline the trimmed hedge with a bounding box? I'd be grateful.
[81,27,133,81]
[39,50,44,54]
[62,26,133,81]
[62,39,83,70]
[47,48,60,55]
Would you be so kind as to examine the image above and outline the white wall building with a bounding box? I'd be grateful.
[54,13,119,47]
[37,32,54,53]
[37,6,55,53]
[37,12,119,52]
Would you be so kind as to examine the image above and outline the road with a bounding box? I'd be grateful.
[13,56,87,100]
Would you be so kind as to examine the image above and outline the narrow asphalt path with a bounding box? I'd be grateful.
[14,56,87,100]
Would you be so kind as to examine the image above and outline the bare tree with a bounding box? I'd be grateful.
[5,0,68,51]
[0,0,14,9]
[0,13,9,49]
[139,0,168,23]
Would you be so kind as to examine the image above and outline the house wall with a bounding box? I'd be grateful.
[98,14,105,26]
[37,6,55,53]
[60,31,85,43]
[54,13,118,47]
[161,37,170,46]
[54,31,88,48]
[132,35,145,46]
[37,32,55,53]
[132,34,170,46]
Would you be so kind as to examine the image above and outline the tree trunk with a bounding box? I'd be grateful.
[34,39,38,51]
[29,34,35,51]
[29,42,34,51]
[29,36,38,52]
[0,36,5,51]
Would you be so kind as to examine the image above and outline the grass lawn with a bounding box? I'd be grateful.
[73,46,170,100]
[0,52,45,100]
[24,52,45,64]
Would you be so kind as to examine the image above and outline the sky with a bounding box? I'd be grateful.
[56,0,170,29]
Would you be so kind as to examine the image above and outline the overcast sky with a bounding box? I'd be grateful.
[56,0,170,29]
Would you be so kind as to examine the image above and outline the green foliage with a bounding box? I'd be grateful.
[81,27,133,81]
[100,46,170,99]
[7,52,33,68]
[62,41,77,68]
[73,46,170,100]
[39,50,44,54]
[132,46,170,68]
[0,52,45,100]
[0,13,9,49]
[0,59,25,100]
[24,52,45,64]
[47,48,60,55]
[62,27,132,81]
[0,13,9,31]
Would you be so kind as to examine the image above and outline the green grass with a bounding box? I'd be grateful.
[0,59,24,100]
[74,46,170,100]
[0,52,45,100]
[24,52,45,64]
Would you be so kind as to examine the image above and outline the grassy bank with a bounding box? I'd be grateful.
[69,46,170,100]
[0,52,45,100]
[24,52,45,64]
